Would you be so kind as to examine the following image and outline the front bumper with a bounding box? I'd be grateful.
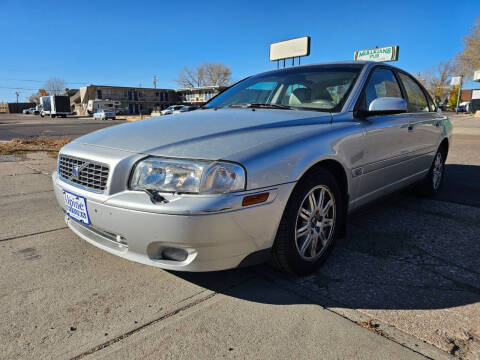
[52,171,294,271]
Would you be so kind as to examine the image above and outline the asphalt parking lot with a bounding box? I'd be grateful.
[0,114,127,141]
[0,113,479,359]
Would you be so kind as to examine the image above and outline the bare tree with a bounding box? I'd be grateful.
[29,93,40,103]
[175,62,231,88]
[419,61,455,100]
[44,77,66,95]
[204,62,231,87]
[455,16,480,78]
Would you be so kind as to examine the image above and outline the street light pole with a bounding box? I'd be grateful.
[455,75,463,114]
[15,92,19,103]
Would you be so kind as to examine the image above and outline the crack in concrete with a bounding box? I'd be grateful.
[70,274,258,359]
[251,266,443,360]
[0,227,68,242]
[0,189,54,199]
[69,292,218,360]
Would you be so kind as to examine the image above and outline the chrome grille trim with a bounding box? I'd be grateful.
[58,155,109,192]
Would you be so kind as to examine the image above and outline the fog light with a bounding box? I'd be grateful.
[162,247,188,261]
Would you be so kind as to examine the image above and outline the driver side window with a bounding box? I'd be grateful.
[364,69,402,110]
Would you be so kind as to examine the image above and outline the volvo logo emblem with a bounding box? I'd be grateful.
[70,163,89,180]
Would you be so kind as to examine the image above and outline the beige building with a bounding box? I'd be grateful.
[72,85,179,115]
[176,86,227,106]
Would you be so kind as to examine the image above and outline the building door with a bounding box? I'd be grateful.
[134,104,139,114]
[128,104,133,114]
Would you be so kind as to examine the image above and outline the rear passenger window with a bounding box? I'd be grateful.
[398,73,429,112]
[364,69,402,110]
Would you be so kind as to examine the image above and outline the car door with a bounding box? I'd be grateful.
[355,67,412,200]
[397,71,443,174]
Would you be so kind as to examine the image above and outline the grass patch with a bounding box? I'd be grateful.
[0,137,71,156]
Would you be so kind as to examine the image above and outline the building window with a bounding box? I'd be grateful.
[97,89,102,99]
[165,92,169,101]
[160,93,164,101]
[155,92,159,97]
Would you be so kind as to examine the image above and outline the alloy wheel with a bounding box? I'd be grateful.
[432,152,443,190]
[294,185,336,261]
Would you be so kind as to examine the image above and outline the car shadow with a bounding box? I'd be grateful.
[170,164,480,311]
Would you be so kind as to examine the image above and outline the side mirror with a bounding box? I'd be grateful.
[354,97,407,118]
[369,97,407,113]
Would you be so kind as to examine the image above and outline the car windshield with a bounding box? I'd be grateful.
[204,64,363,112]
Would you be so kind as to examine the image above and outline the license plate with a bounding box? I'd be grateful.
[63,190,90,225]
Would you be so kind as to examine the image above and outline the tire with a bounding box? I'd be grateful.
[271,168,345,275]
[416,146,447,197]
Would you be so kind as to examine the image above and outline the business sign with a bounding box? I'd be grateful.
[472,90,480,100]
[451,76,462,86]
[473,70,480,82]
[354,46,399,62]
[270,36,310,61]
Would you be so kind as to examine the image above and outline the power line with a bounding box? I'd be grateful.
[0,77,88,85]
[0,86,68,91]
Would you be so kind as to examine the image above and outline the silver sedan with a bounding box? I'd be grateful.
[52,61,451,274]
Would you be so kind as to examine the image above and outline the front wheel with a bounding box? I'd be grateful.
[271,168,345,275]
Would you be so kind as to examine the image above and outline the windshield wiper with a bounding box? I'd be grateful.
[228,103,294,110]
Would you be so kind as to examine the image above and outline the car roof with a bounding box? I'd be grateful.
[252,60,402,78]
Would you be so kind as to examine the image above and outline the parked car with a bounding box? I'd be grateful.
[53,61,451,274]
[178,105,198,113]
[22,108,36,114]
[93,109,116,120]
[161,105,184,115]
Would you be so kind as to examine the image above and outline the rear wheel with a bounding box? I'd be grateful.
[417,147,446,197]
[271,168,345,275]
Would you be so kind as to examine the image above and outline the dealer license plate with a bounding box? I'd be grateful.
[63,190,90,225]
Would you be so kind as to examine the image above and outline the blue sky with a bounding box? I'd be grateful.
[0,0,478,102]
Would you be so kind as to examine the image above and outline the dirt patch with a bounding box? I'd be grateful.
[0,137,71,156]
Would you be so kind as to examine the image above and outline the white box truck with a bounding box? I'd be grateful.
[40,96,71,118]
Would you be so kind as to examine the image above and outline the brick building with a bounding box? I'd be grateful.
[71,85,180,115]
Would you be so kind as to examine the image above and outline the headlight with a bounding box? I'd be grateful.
[130,157,245,194]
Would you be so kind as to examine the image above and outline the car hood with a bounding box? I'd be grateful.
[73,108,333,160]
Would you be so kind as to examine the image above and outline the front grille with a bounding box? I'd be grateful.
[59,155,109,192]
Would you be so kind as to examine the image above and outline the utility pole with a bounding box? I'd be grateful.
[153,75,157,89]
[455,75,463,114]
[15,92,19,103]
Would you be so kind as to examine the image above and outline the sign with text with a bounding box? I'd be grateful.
[354,46,399,62]
[270,36,310,61]
[451,76,462,86]
[472,90,480,100]
[474,70,480,82]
